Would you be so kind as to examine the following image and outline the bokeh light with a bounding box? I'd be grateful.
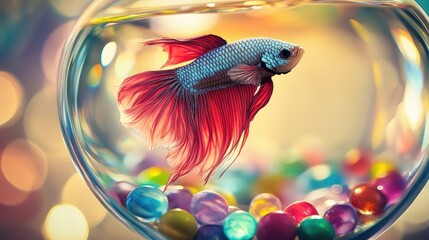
[0,168,29,206]
[41,21,75,83]
[23,85,68,156]
[0,71,24,127]
[61,173,107,227]
[1,139,48,191]
[311,164,331,181]
[87,64,103,87]
[43,204,89,240]
[393,28,421,64]
[101,41,118,67]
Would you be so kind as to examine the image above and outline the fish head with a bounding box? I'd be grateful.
[261,42,304,75]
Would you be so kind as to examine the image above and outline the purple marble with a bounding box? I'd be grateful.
[257,211,297,240]
[191,190,229,225]
[110,181,136,207]
[374,171,406,205]
[323,203,358,236]
[165,185,193,212]
[194,225,227,240]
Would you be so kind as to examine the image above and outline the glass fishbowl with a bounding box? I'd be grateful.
[59,0,429,239]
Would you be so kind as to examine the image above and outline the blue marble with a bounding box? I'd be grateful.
[223,210,257,240]
[126,185,168,221]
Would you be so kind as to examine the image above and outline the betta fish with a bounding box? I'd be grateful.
[117,34,304,186]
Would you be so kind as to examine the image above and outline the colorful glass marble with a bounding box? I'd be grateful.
[276,152,308,178]
[297,216,335,240]
[374,170,405,205]
[223,210,257,240]
[110,181,136,207]
[194,225,228,240]
[126,185,168,221]
[370,161,396,179]
[256,211,297,240]
[136,167,170,187]
[249,193,282,221]
[284,201,319,224]
[191,190,229,225]
[164,185,193,212]
[252,174,289,198]
[295,164,345,192]
[303,186,349,214]
[349,183,386,215]
[158,208,198,240]
[343,148,372,176]
[323,203,358,236]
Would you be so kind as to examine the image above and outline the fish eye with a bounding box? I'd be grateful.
[280,48,291,59]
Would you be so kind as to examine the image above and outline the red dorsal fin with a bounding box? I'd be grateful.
[144,34,227,67]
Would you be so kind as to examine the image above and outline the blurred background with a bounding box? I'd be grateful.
[0,0,429,239]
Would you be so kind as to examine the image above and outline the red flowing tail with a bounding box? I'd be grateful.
[118,69,273,186]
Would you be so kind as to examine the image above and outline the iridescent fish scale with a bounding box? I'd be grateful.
[176,38,288,94]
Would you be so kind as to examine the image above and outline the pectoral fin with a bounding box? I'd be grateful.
[227,64,262,86]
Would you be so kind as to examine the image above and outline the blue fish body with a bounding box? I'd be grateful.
[176,38,298,94]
